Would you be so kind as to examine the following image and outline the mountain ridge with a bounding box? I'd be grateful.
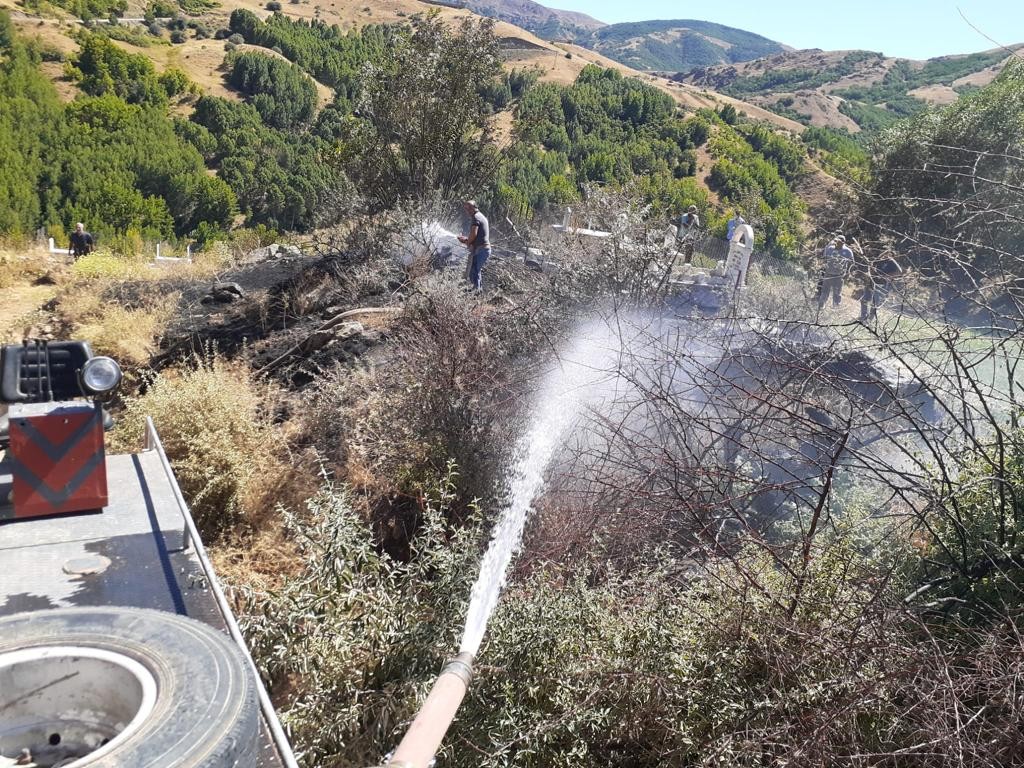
[675,44,1024,132]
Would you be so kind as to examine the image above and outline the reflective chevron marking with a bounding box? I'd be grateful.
[8,449,105,508]
[13,413,100,464]
[9,406,107,516]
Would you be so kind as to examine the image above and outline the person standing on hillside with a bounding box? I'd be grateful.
[69,223,94,261]
[676,204,701,264]
[816,235,854,309]
[859,250,903,321]
[458,200,491,291]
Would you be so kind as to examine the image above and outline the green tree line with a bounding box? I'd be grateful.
[0,15,234,244]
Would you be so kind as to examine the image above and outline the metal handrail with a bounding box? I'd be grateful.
[143,417,301,768]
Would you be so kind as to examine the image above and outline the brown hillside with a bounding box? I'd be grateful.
[678,45,1024,131]
[2,0,801,132]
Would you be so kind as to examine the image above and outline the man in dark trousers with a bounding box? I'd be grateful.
[69,222,94,260]
[676,204,701,263]
[458,200,491,291]
[859,251,903,321]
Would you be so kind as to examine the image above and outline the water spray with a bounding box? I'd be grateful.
[379,319,632,768]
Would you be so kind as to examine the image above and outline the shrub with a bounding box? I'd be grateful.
[169,29,186,44]
[241,470,481,764]
[69,251,143,280]
[265,0,281,9]
[37,43,65,62]
[227,32,243,44]
[112,356,283,534]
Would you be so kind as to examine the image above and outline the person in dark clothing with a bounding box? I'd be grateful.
[69,223,94,260]
[859,252,903,321]
[676,204,701,263]
[458,200,491,291]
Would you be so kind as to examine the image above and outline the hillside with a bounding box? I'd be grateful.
[458,0,604,39]
[587,19,788,72]
[677,45,1024,132]
[0,0,805,135]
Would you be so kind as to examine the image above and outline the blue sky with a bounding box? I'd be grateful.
[549,1,1024,59]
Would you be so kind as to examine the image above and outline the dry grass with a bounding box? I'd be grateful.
[0,247,50,289]
[111,355,310,536]
[53,247,229,364]
[0,246,62,343]
[61,290,178,365]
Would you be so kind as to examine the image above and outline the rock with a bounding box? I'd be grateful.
[242,242,303,265]
[333,321,364,340]
[201,282,245,304]
[298,329,336,355]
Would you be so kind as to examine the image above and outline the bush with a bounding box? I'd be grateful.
[112,356,283,534]
[69,251,142,280]
[227,32,243,44]
[265,0,281,9]
[241,471,481,764]
[169,29,185,44]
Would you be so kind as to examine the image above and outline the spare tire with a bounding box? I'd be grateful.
[0,607,259,767]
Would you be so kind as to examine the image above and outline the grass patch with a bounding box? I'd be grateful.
[112,355,291,535]
[62,290,177,365]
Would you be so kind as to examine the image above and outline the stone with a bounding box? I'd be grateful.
[333,321,364,340]
[201,281,245,304]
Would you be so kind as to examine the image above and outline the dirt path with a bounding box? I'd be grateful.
[0,284,58,344]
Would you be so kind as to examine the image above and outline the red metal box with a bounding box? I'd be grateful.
[8,401,107,518]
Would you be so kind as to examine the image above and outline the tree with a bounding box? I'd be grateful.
[864,59,1024,283]
[349,14,501,207]
[227,51,317,129]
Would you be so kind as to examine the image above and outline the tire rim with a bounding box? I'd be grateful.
[0,646,157,767]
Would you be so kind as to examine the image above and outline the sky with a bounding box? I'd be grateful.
[547,1,1024,60]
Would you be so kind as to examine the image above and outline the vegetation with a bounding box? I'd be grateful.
[723,51,883,97]
[802,124,870,181]
[42,0,127,22]
[705,117,806,253]
[226,50,317,129]
[835,49,1012,116]
[66,32,170,105]
[114,356,284,533]
[187,95,341,230]
[586,18,785,72]
[6,6,1024,768]
[344,15,501,208]
[495,65,707,222]
[0,18,234,242]
[227,9,391,102]
[863,58,1024,277]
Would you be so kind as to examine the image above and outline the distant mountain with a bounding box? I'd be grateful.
[458,0,604,41]
[452,3,788,72]
[587,19,788,72]
[676,46,1024,133]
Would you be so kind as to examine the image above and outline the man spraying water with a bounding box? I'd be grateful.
[458,200,491,291]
